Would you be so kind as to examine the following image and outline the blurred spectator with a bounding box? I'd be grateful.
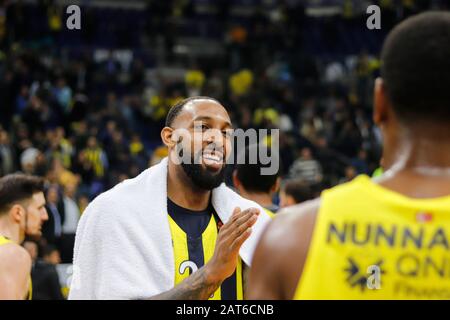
[0,129,14,175]
[82,136,108,180]
[45,128,74,169]
[149,146,168,167]
[60,183,80,263]
[351,149,370,174]
[42,184,64,248]
[185,68,205,97]
[48,158,79,189]
[229,69,253,97]
[289,147,323,185]
[77,194,90,214]
[339,165,358,184]
[47,2,63,41]
[53,78,72,114]
[20,147,46,176]
[23,241,39,262]
[279,179,314,209]
[27,243,65,300]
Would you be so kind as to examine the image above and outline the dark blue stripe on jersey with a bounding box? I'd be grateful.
[221,270,238,300]
[187,236,205,275]
[212,213,237,300]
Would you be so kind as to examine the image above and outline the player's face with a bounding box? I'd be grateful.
[171,100,233,189]
[23,192,48,237]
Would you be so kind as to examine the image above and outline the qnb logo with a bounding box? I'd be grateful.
[179,260,199,275]
[344,257,384,291]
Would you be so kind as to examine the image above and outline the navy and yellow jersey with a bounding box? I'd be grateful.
[84,147,105,177]
[167,199,243,300]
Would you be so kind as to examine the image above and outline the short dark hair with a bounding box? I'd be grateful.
[381,11,450,123]
[165,96,220,127]
[41,244,59,258]
[282,179,313,204]
[235,144,279,193]
[0,174,45,214]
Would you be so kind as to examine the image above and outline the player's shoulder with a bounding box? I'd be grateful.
[320,175,369,200]
[265,198,321,251]
[0,243,32,270]
[256,198,321,267]
[250,198,321,299]
[269,198,321,238]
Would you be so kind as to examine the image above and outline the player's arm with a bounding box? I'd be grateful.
[149,207,260,300]
[247,199,319,300]
[0,244,32,300]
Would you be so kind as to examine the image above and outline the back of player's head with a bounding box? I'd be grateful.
[0,174,44,215]
[234,144,280,194]
[381,11,450,124]
[282,179,313,204]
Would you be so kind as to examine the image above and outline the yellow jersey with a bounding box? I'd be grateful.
[294,175,450,300]
[0,235,32,300]
[168,199,243,300]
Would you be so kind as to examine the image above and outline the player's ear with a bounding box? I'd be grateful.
[9,204,25,224]
[373,78,389,126]
[161,127,176,148]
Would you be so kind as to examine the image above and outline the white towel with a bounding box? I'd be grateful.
[68,157,271,300]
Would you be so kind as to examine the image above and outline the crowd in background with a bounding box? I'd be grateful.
[1,0,449,298]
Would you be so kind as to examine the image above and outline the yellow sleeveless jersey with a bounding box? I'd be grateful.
[0,235,32,300]
[294,175,450,300]
[0,235,12,246]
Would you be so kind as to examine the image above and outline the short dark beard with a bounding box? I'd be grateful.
[180,161,226,190]
[177,144,226,190]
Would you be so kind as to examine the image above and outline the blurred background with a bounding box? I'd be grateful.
[0,0,449,299]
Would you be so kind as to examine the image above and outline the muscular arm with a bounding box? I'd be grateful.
[149,264,222,300]
[247,199,320,300]
[0,244,32,300]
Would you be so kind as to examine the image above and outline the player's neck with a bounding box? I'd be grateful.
[167,164,211,211]
[379,127,450,198]
[385,130,450,174]
[0,218,21,244]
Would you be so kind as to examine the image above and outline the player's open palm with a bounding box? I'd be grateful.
[209,207,260,281]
